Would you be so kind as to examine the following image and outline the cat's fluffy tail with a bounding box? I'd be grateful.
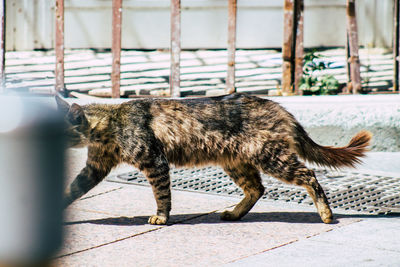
[293,123,372,168]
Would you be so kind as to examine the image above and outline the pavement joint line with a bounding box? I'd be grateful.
[302,218,400,254]
[226,218,365,264]
[226,239,300,264]
[79,186,124,201]
[55,226,163,259]
[303,218,363,240]
[170,209,222,225]
[171,204,236,225]
[65,207,129,218]
[305,218,363,237]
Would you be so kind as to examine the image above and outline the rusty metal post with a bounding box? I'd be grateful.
[394,0,399,92]
[293,0,304,95]
[112,0,122,98]
[55,0,65,94]
[226,0,237,95]
[0,0,5,93]
[282,0,295,95]
[346,0,361,94]
[170,0,181,97]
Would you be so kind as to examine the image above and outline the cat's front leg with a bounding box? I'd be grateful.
[139,155,171,225]
[64,146,117,208]
[63,165,110,208]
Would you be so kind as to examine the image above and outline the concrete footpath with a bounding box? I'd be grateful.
[55,149,400,267]
[53,95,400,266]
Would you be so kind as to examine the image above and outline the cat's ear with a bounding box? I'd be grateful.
[55,93,70,115]
[67,103,88,127]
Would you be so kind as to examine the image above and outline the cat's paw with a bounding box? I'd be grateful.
[320,209,333,224]
[316,204,333,224]
[220,210,240,221]
[148,215,168,225]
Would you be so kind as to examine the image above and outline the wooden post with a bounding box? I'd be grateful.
[394,0,399,92]
[112,0,122,98]
[293,0,304,95]
[344,32,351,94]
[282,0,295,95]
[282,0,303,95]
[346,0,361,94]
[226,0,237,95]
[170,0,181,97]
[0,0,5,93]
[55,0,65,94]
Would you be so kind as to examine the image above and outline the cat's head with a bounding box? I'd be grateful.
[55,94,90,148]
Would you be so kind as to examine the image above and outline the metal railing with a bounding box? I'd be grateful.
[0,0,399,97]
[282,0,363,95]
[53,0,239,98]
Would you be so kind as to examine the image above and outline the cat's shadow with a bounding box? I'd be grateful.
[64,211,396,226]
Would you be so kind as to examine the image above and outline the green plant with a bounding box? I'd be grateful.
[299,50,339,95]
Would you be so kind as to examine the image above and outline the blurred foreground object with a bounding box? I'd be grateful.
[0,95,66,266]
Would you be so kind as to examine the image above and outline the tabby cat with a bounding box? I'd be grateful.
[56,93,371,225]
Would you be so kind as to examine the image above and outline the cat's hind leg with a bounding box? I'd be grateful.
[221,163,265,221]
[300,169,333,224]
[291,167,333,223]
[257,150,333,224]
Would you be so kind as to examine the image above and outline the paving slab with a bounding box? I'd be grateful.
[60,209,155,257]
[226,217,400,267]
[55,182,361,266]
[58,185,239,259]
